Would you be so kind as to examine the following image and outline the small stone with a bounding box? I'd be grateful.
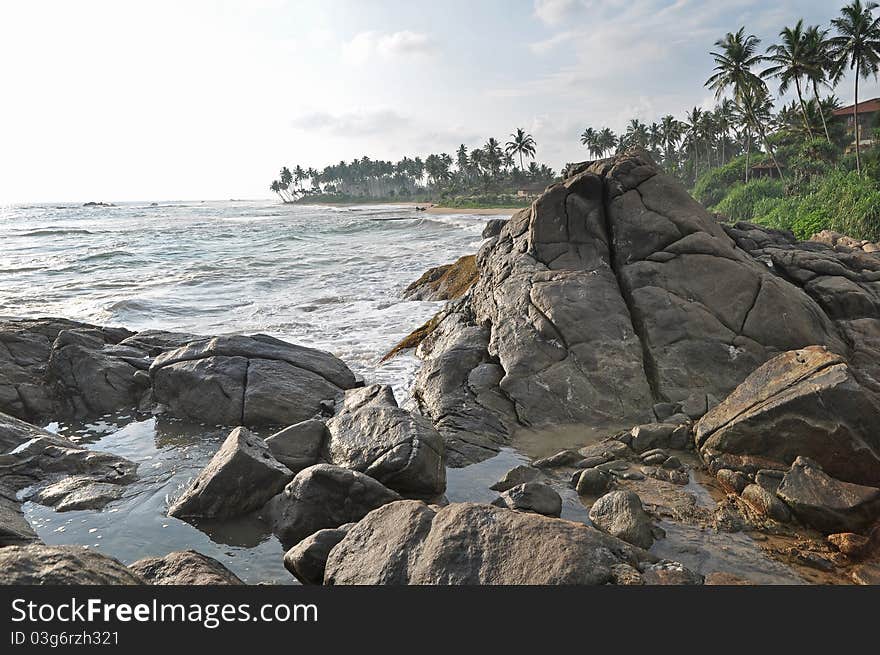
[755,469,785,494]
[491,482,562,517]
[596,459,630,472]
[741,484,792,523]
[662,456,683,470]
[630,423,677,453]
[588,490,655,549]
[827,532,871,558]
[652,402,679,421]
[704,572,751,585]
[489,465,542,492]
[681,393,709,420]
[851,563,880,585]
[576,455,611,469]
[642,453,667,466]
[641,561,703,585]
[716,468,749,494]
[610,563,643,585]
[532,449,581,469]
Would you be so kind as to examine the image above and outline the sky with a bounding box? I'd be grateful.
[1,0,878,203]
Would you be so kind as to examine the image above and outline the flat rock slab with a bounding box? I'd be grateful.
[168,427,293,520]
[0,545,144,585]
[325,500,655,585]
[776,456,880,534]
[129,550,244,585]
[696,346,880,487]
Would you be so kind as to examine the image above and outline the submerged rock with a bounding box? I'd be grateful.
[0,545,143,585]
[325,385,445,497]
[35,476,125,512]
[325,501,655,585]
[776,456,880,533]
[129,550,244,585]
[150,334,358,426]
[696,347,880,486]
[168,427,293,520]
[265,464,401,548]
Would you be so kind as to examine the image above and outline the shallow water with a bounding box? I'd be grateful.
[2,199,496,582]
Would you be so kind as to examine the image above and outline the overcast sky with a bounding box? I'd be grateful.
[1,0,877,203]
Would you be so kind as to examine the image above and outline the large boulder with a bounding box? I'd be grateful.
[776,457,880,533]
[0,545,144,585]
[324,501,655,585]
[325,385,445,496]
[413,150,850,466]
[150,334,359,426]
[265,419,328,473]
[265,464,401,548]
[588,490,656,549]
[283,524,353,585]
[168,427,293,520]
[695,347,880,486]
[129,550,244,585]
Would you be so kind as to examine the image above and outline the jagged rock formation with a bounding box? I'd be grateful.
[413,150,862,465]
[403,255,478,301]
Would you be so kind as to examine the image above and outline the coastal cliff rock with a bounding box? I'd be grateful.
[696,346,880,486]
[151,334,359,426]
[324,500,656,585]
[325,384,445,497]
[403,254,478,301]
[412,149,859,465]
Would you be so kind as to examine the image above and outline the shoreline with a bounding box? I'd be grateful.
[293,200,522,216]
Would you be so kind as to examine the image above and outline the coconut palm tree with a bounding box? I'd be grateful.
[598,128,617,157]
[706,28,784,180]
[505,128,537,170]
[270,180,284,201]
[580,127,602,157]
[683,107,704,181]
[659,115,684,173]
[829,0,880,175]
[804,25,837,143]
[483,138,504,177]
[764,19,816,139]
[623,119,650,149]
[455,144,469,178]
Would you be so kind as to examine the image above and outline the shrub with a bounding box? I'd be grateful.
[712,178,785,222]
[693,155,749,207]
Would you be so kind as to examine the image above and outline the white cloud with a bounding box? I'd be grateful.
[343,30,437,64]
[533,0,578,25]
[291,108,411,137]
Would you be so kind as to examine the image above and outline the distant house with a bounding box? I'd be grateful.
[832,98,880,150]
[749,161,784,179]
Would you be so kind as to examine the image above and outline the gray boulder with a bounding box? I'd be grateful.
[265,419,328,473]
[150,334,358,426]
[776,456,880,533]
[129,550,244,585]
[588,490,656,549]
[325,501,655,585]
[481,218,508,239]
[740,483,792,523]
[265,464,401,548]
[0,545,144,585]
[325,385,445,497]
[576,468,612,495]
[283,524,353,585]
[35,476,125,512]
[168,427,293,520]
[489,465,542,491]
[491,482,562,517]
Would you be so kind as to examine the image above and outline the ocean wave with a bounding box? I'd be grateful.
[19,228,95,236]
[79,250,134,262]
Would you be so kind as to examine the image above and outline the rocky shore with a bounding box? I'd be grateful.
[2,148,880,585]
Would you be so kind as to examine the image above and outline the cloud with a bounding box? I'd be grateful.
[343,30,437,64]
[533,0,579,25]
[290,108,411,137]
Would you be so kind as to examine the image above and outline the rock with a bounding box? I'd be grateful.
[681,393,709,420]
[704,572,751,585]
[1,409,57,453]
[283,525,353,585]
[652,402,679,421]
[35,476,125,511]
[696,347,880,486]
[662,456,682,470]
[491,482,562,517]
[716,468,749,494]
[0,494,37,546]
[265,419,328,473]
[741,484,792,523]
[630,423,678,453]
[533,449,582,469]
[755,469,785,494]
[0,545,143,585]
[489,465,542,491]
[588,490,656,549]
[325,385,445,497]
[168,427,293,520]
[827,533,871,558]
[576,468,611,495]
[265,464,401,548]
[641,561,704,585]
[776,457,880,533]
[481,218,508,239]
[129,550,244,585]
[324,501,655,585]
[610,563,644,585]
[642,453,667,466]
[403,255,478,301]
[851,563,880,585]
[150,334,358,426]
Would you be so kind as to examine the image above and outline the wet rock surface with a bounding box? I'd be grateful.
[129,550,244,585]
[0,545,144,585]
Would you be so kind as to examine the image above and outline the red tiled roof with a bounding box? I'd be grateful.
[833,98,880,115]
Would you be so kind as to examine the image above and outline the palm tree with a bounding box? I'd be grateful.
[829,0,880,175]
[804,25,837,142]
[706,27,784,180]
[659,114,684,173]
[483,138,503,177]
[455,144,469,178]
[623,119,650,149]
[764,19,815,139]
[598,128,617,156]
[505,128,537,170]
[683,107,704,181]
[270,180,284,201]
[580,127,601,157]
